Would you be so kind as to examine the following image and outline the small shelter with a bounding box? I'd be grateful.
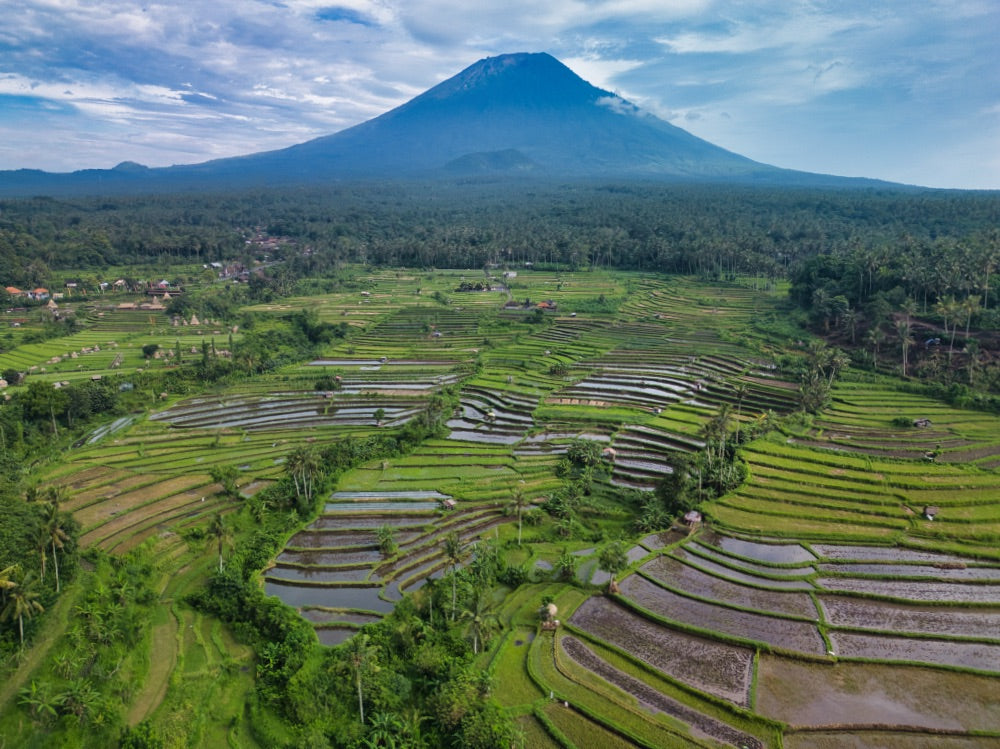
[923,505,939,521]
[602,446,617,461]
[683,510,703,529]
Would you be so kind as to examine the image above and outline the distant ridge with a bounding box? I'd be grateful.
[0,52,901,196]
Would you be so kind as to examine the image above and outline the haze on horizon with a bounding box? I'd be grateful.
[0,0,997,190]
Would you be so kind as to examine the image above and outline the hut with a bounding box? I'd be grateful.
[923,505,939,521]
[683,510,703,529]
[914,418,932,428]
[440,498,457,511]
[602,447,617,461]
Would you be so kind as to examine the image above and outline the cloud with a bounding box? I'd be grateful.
[0,0,995,186]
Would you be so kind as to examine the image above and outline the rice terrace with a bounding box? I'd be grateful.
[1,185,1000,749]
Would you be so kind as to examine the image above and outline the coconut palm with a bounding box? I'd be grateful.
[511,488,529,546]
[343,633,378,725]
[442,531,468,622]
[2,571,44,644]
[460,592,500,655]
[896,319,914,377]
[286,444,321,505]
[42,501,70,593]
[207,513,229,572]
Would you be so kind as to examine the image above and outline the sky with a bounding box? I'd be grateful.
[0,0,997,189]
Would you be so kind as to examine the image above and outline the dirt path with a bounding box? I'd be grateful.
[0,580,82,710]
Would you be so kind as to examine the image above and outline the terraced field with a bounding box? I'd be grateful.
[9,268,1000,747]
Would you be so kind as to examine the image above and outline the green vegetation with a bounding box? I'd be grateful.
[1,183,999,747]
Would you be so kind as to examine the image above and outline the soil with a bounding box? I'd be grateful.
[561,636,763,748]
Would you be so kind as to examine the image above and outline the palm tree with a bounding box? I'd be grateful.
[0,563,19,596]
[286,444,321,505]
[896,319,914,377]
[343,633,377,725]
[865,326,885,370]
[2,572,44,644]
[732,381,750,445]
[42,502,70,593]
[207,513,229,572]
[510,488,529,546]
[962,295,980,342]
[442,531,468,621]
[460,593,500,655]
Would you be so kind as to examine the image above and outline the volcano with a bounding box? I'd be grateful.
[0,52,890,195]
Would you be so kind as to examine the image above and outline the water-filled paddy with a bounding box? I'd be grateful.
[701,531,816,564]
[686,541,816,577]
[756,656,1000,731]
[264,580,395,613]
[267,565,374,583]
[277,548,383,566]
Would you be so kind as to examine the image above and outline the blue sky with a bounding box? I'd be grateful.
[0,0,997,188]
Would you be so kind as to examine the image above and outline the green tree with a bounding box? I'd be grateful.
[510,488,529,546]
[210,464,240,499]
[376,524,397,557]
[460,593,500,655]
[2,571,44,644]
[42,501,70,593]
[597,539,629,593]
[207,513,230,572]
[343,633,378,725]
[442,531,468,622]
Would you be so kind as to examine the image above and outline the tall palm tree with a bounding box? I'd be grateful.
[0,563,20,607]
[207,513,229,572]
[511,488,529,546]
[42,502,70,593]
[2,571,44,644]
[343,633,377,725]
[286,444,321,504]
[896,319,914,377]
[460,593,500,655]
[442,531,468,622]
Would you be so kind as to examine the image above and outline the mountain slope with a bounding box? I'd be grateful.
[0,52,894,195]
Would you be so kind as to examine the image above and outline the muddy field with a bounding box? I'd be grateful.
[639,556,819,618]
[570,596,754,706]
[560,636,763,749]
[828,630,1000,671]
[820,595,1000,638]
[620,574,826,654]
[818,577,1000,604]
[755,656,1000,731]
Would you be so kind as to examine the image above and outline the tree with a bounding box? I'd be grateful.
[460,593,500,655]
[442,531,468,621]
[597,540,629,593]
[42,501,70,593]
[376,524,397,556]
[2,571,44,644]
[210,464,240,499]
[286,444,321,508]
[896,318,914,377]
[510,488,529,546]
[343,633,378,725]
[207,513,230,572]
